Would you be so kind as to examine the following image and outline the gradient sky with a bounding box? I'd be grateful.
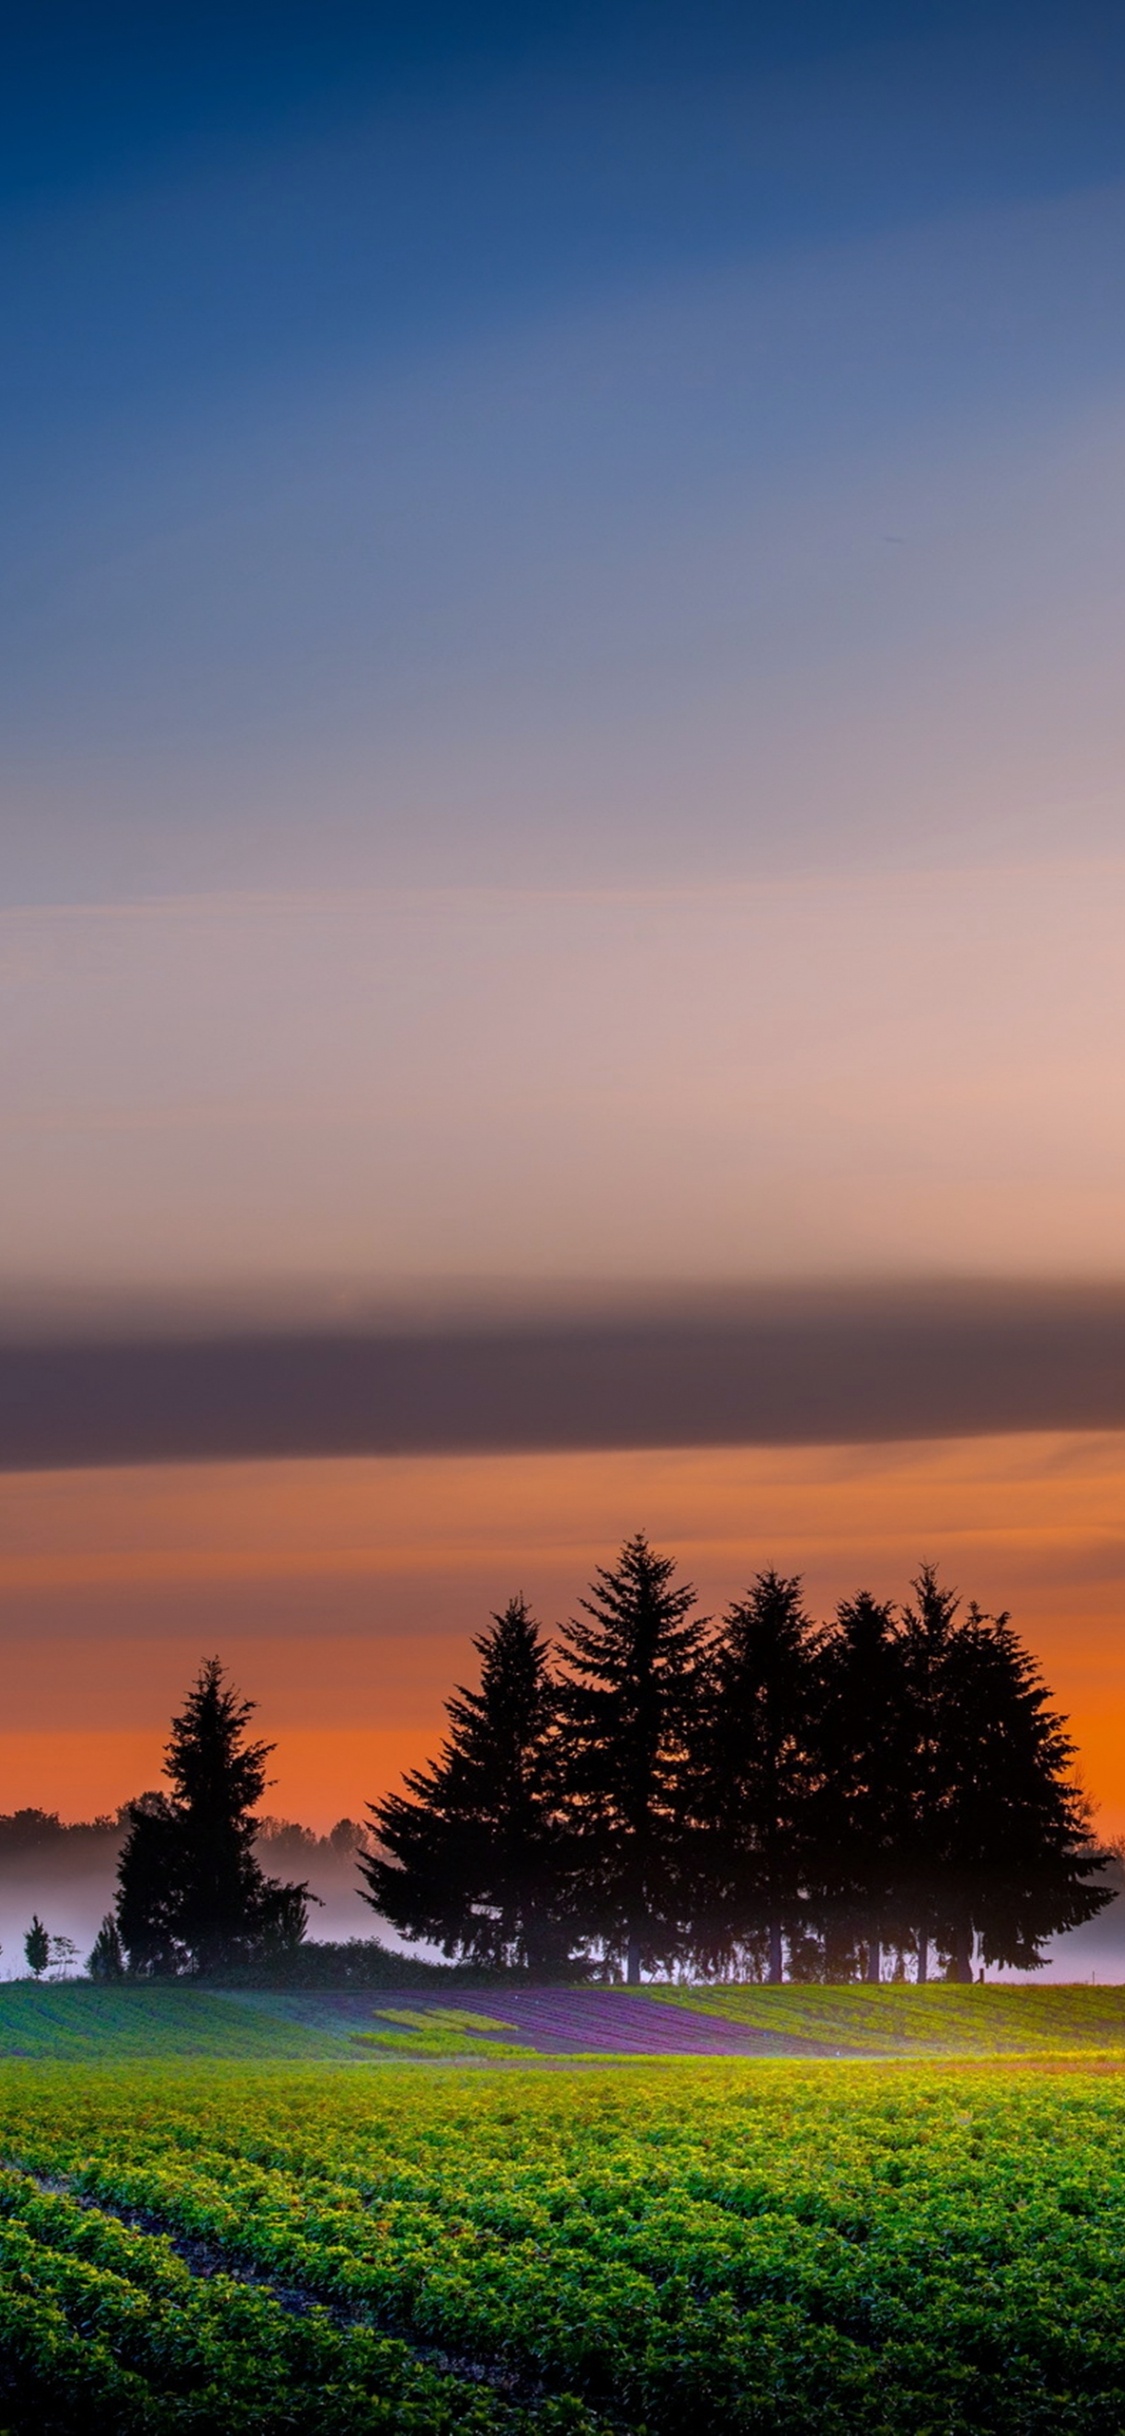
[4,2,1125,1843]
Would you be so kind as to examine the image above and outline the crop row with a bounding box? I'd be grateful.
[655,1982,1125,2054]
[0,2163,599,2435]
[6,2062,1125,2429]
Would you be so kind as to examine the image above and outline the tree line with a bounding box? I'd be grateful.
[364,1535,1109,1983]
[99,1535,1110,1984]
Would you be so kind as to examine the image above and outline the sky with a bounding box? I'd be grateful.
[4,0,1125,1867]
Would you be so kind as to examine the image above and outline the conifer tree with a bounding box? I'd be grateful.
[556,1534,706,1983]
[688,1571,819,1982]
[900,1571,1109,1976]
[87,1914,126,1980]
[812,1592,911,1982]
[362,1597,566,1969]
[116,1658,310,1975]
[23,1915,49,1979]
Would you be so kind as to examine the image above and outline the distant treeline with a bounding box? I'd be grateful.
[86,1534,1112,1988]
[0,1809,124,1854]
[0,1807,361,1863]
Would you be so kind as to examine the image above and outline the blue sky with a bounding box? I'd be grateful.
[6,1,1125,898]
[4,1,1125,1307]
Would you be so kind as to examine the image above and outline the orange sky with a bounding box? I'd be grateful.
[2,1428,1125,1833]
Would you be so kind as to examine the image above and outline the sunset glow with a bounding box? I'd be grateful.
[5,1430,1125,1830]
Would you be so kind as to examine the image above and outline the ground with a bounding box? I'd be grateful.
[2,1985,1125,2431]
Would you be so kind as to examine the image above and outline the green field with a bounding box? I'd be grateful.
[4,2051,1125,2430]
[661,1979,1125,2055]
[0,1984,535,2063]
[7,1979,1125,2064]
[0,1983,342,2061]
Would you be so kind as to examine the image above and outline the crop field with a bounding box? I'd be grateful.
[9,1980,1125,2064]
[0,1984,340,2063]
[653,1980,1125,2056]
[4,2055,1125,2431]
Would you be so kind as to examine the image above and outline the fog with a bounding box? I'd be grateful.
[3,1810,1121,1986]
[0,1813,378,1979]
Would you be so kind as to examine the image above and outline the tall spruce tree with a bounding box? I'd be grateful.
[945,1608,1110,1971]
[116,1658,310,1975]
[811,1592,912,1983]
[688,1570,819,1983]
[900,1569,1110,1978]
[897,1565,960,1980]
[362,1597,566,1969]
[556,1534,706,1983]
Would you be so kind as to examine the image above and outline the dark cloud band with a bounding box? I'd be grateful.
[2,1283,1125,1469]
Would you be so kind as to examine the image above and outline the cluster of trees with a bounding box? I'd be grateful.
[82,1537,1109,1984]
[0,1804,364,1984]
[364,1536,1111,1983]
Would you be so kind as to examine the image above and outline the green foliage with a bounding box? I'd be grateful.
[0,2158,577,2433]
[7,2059,1125,2428]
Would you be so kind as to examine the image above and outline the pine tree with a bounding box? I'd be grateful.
[362,1597,566,1969]
[812,1592,912,1983]
[556,1534,706,1983]
[688,1571,819,1983]
[87,1915,126,1980]
[116,1658,311,1975]
[900,1569,1110,1978]
[23,1916,49,1979]
[898,1564,961,1979]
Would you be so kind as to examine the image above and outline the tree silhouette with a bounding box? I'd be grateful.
[93,1554,1108,1992]
[116,1657,311,1975]
[688,1571,820,1982]
[362,1597,567,1969]
[812,1592,912,1982]
[900,1571,1109,1977]
[87,1914,126,1979]
[23,1916,49,1979]
[896,1565,961,1979]
[556,1534,706,1983]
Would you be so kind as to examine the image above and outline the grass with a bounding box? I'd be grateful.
[0,1986,546,2064]
[656,1979,1125,2053]
[5,1979,1125,2064]
[0,1983,341,2061]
